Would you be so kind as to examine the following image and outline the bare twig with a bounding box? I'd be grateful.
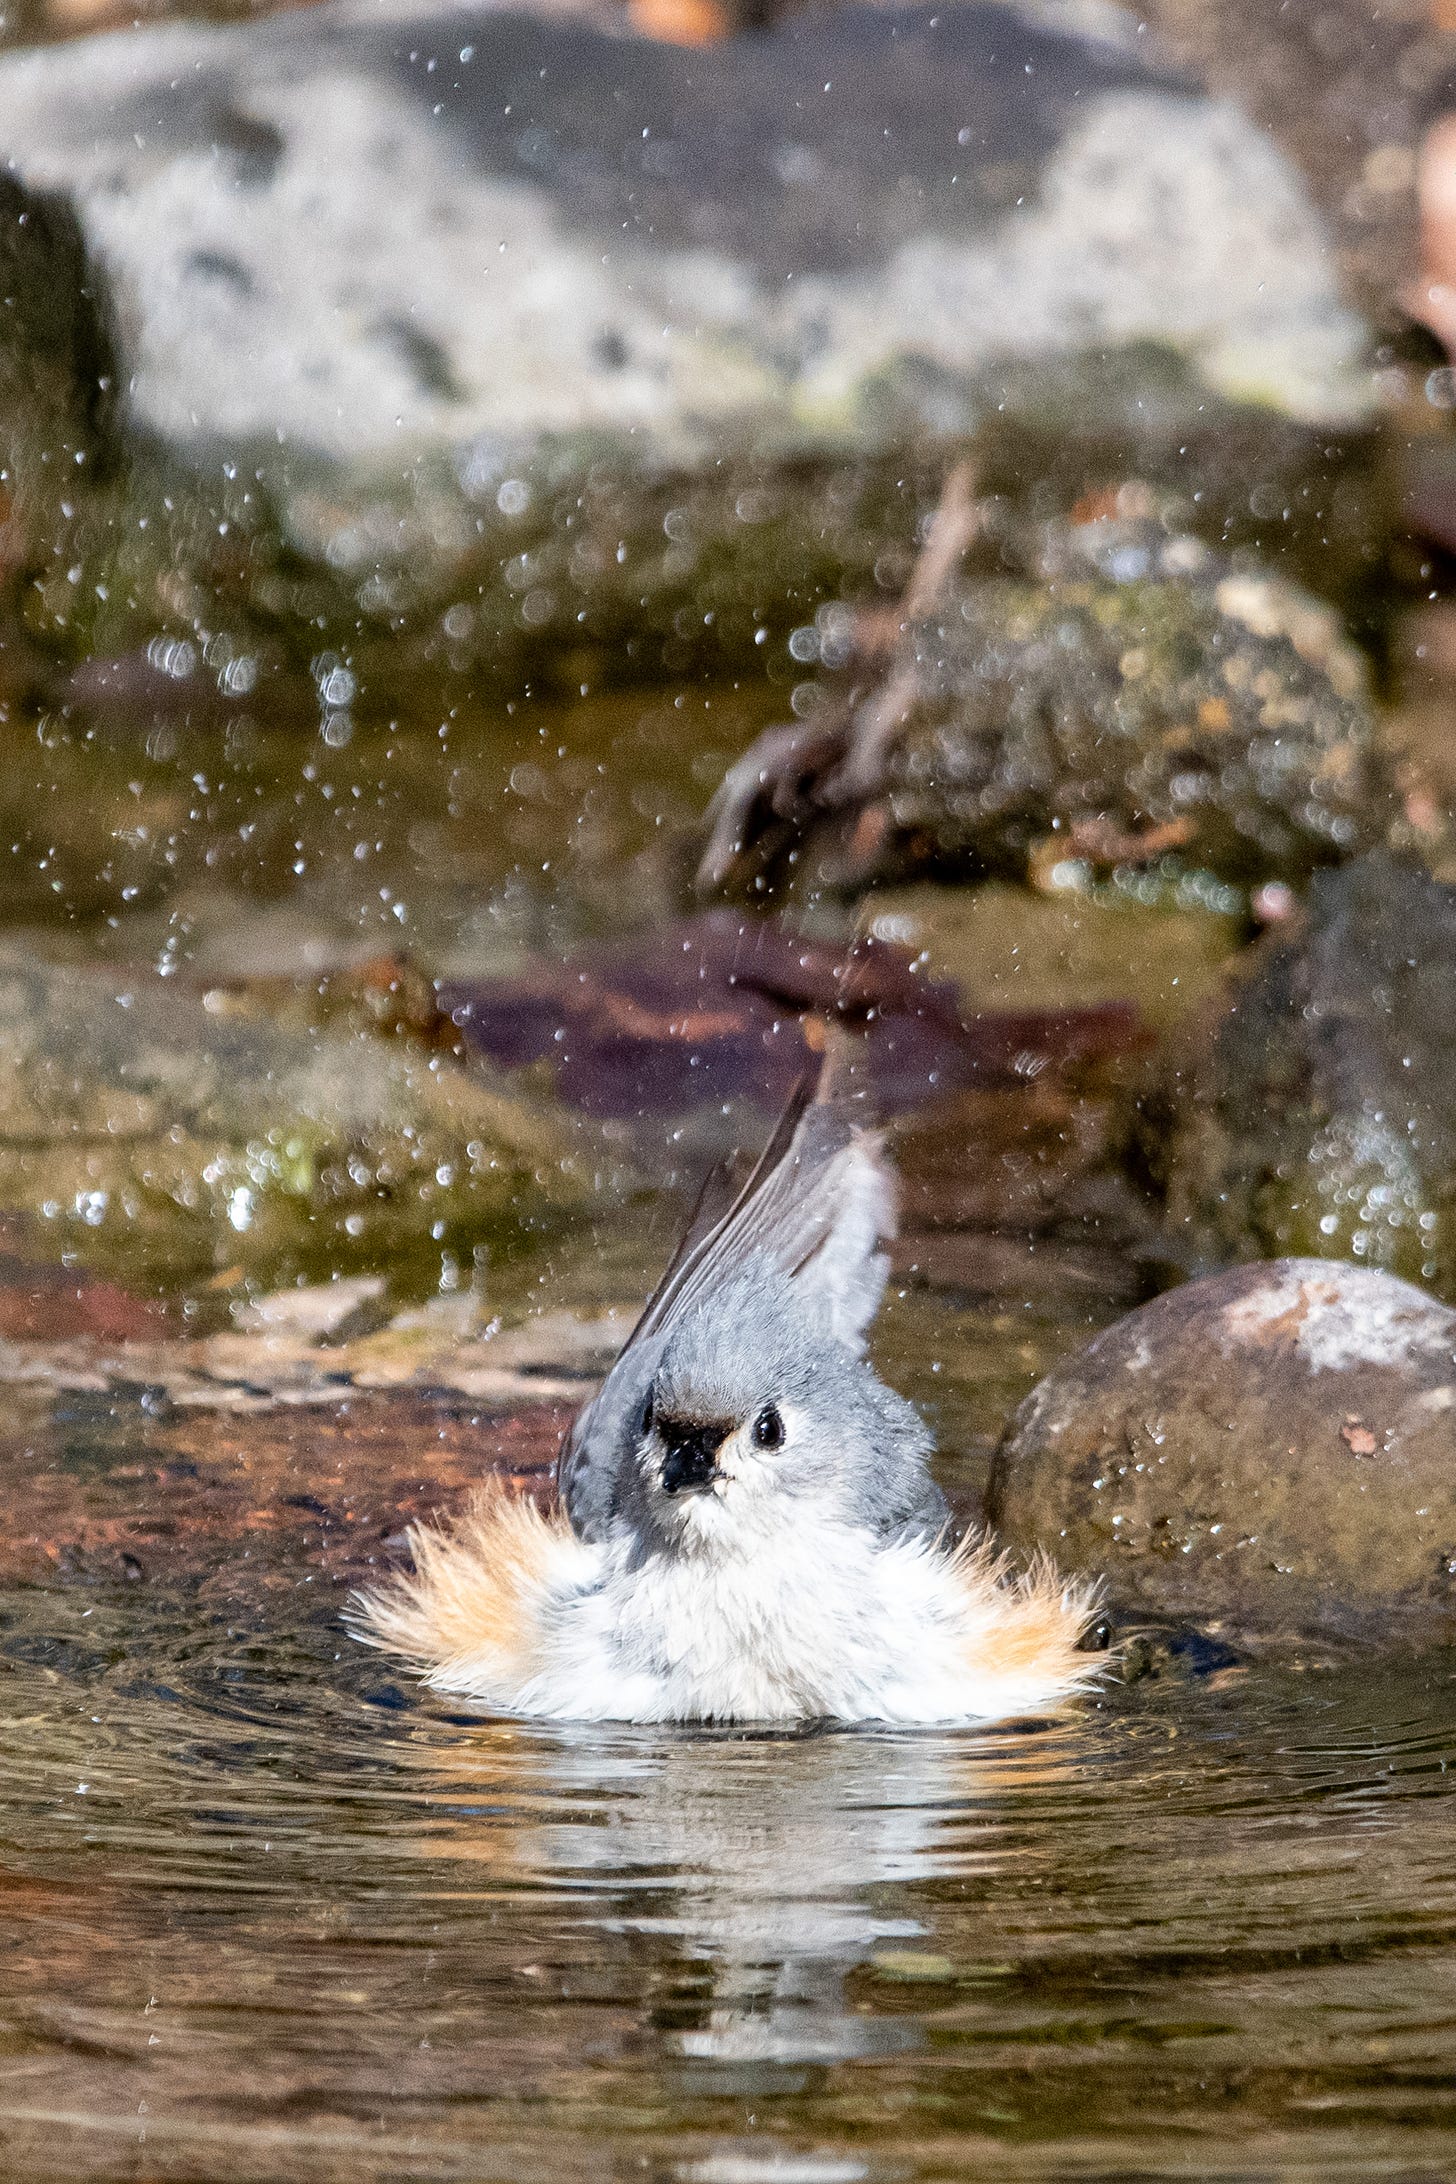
[829,459,981,800]
[697,714,851,892]
[899,459,982,626]
[696,459,982,895]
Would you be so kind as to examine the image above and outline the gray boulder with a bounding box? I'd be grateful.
[987,1258,1456,1652]
[0,0,1377,686]
[0,0,1370,463]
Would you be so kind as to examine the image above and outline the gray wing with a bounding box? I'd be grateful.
[558,1038,898,1540]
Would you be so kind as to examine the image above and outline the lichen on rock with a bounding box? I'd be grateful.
[702,514,1406,897]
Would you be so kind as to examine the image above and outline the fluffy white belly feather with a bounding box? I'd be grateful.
[354,1483,1100,1726]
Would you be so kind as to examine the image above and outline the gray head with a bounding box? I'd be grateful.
[558,1047,949,1553]
[613,1254,940,1557]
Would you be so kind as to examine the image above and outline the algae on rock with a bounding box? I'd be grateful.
[0,949,584,1292]
[704,516,1407,898]
[1148,855,1456,1300]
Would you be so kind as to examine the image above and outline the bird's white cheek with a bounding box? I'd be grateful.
[712,1430,778,1507]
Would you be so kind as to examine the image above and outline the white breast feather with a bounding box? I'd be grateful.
[353,1485,1101,1726]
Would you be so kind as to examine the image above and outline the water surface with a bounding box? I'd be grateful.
[0,1364,1453,2184]
[0,676,1447,2183]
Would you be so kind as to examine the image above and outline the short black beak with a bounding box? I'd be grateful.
[659,1421,725,1496]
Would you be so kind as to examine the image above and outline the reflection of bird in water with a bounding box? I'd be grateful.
[413,1715,1088,2070]
[356,1051,1101,1725]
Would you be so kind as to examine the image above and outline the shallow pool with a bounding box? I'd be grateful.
[0,1342,1452,2184]
[0,673,1448,2183]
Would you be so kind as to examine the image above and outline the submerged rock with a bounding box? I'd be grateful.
[986,1258,1456,1652]
[1151,855,1456,1301]
[443,905,1158,1290]
[0,1383,565,1605]
[444,907,1145,1120]
[702,516,1400,895]
[0,949,582,1291]
[0,0,1382,689]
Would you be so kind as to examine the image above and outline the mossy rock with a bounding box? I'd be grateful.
[879,522,1397,889]
[707,517,1415,900]
[1149,855,1456,1300]
[0,950,584,1293]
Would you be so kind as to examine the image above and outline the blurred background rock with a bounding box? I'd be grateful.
[0,0,1446,704]
[2,0,1456,1328]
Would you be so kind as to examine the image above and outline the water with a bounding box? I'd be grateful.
[0,1347,1454,2183]
[9,1395,1456,2184]
[0,672,1449,2180]
[4,682,772,955]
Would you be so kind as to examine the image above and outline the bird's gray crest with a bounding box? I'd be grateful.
[557,1039,946,1545]
[653,1254,837,1423]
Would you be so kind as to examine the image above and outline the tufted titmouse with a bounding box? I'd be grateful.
[356,1049,1100,1723]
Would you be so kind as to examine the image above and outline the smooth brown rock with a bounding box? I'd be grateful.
[985,1258,1456,1651]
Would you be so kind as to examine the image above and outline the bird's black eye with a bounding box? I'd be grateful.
[640,1391,655,1439]
[752,1405,784,1450]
